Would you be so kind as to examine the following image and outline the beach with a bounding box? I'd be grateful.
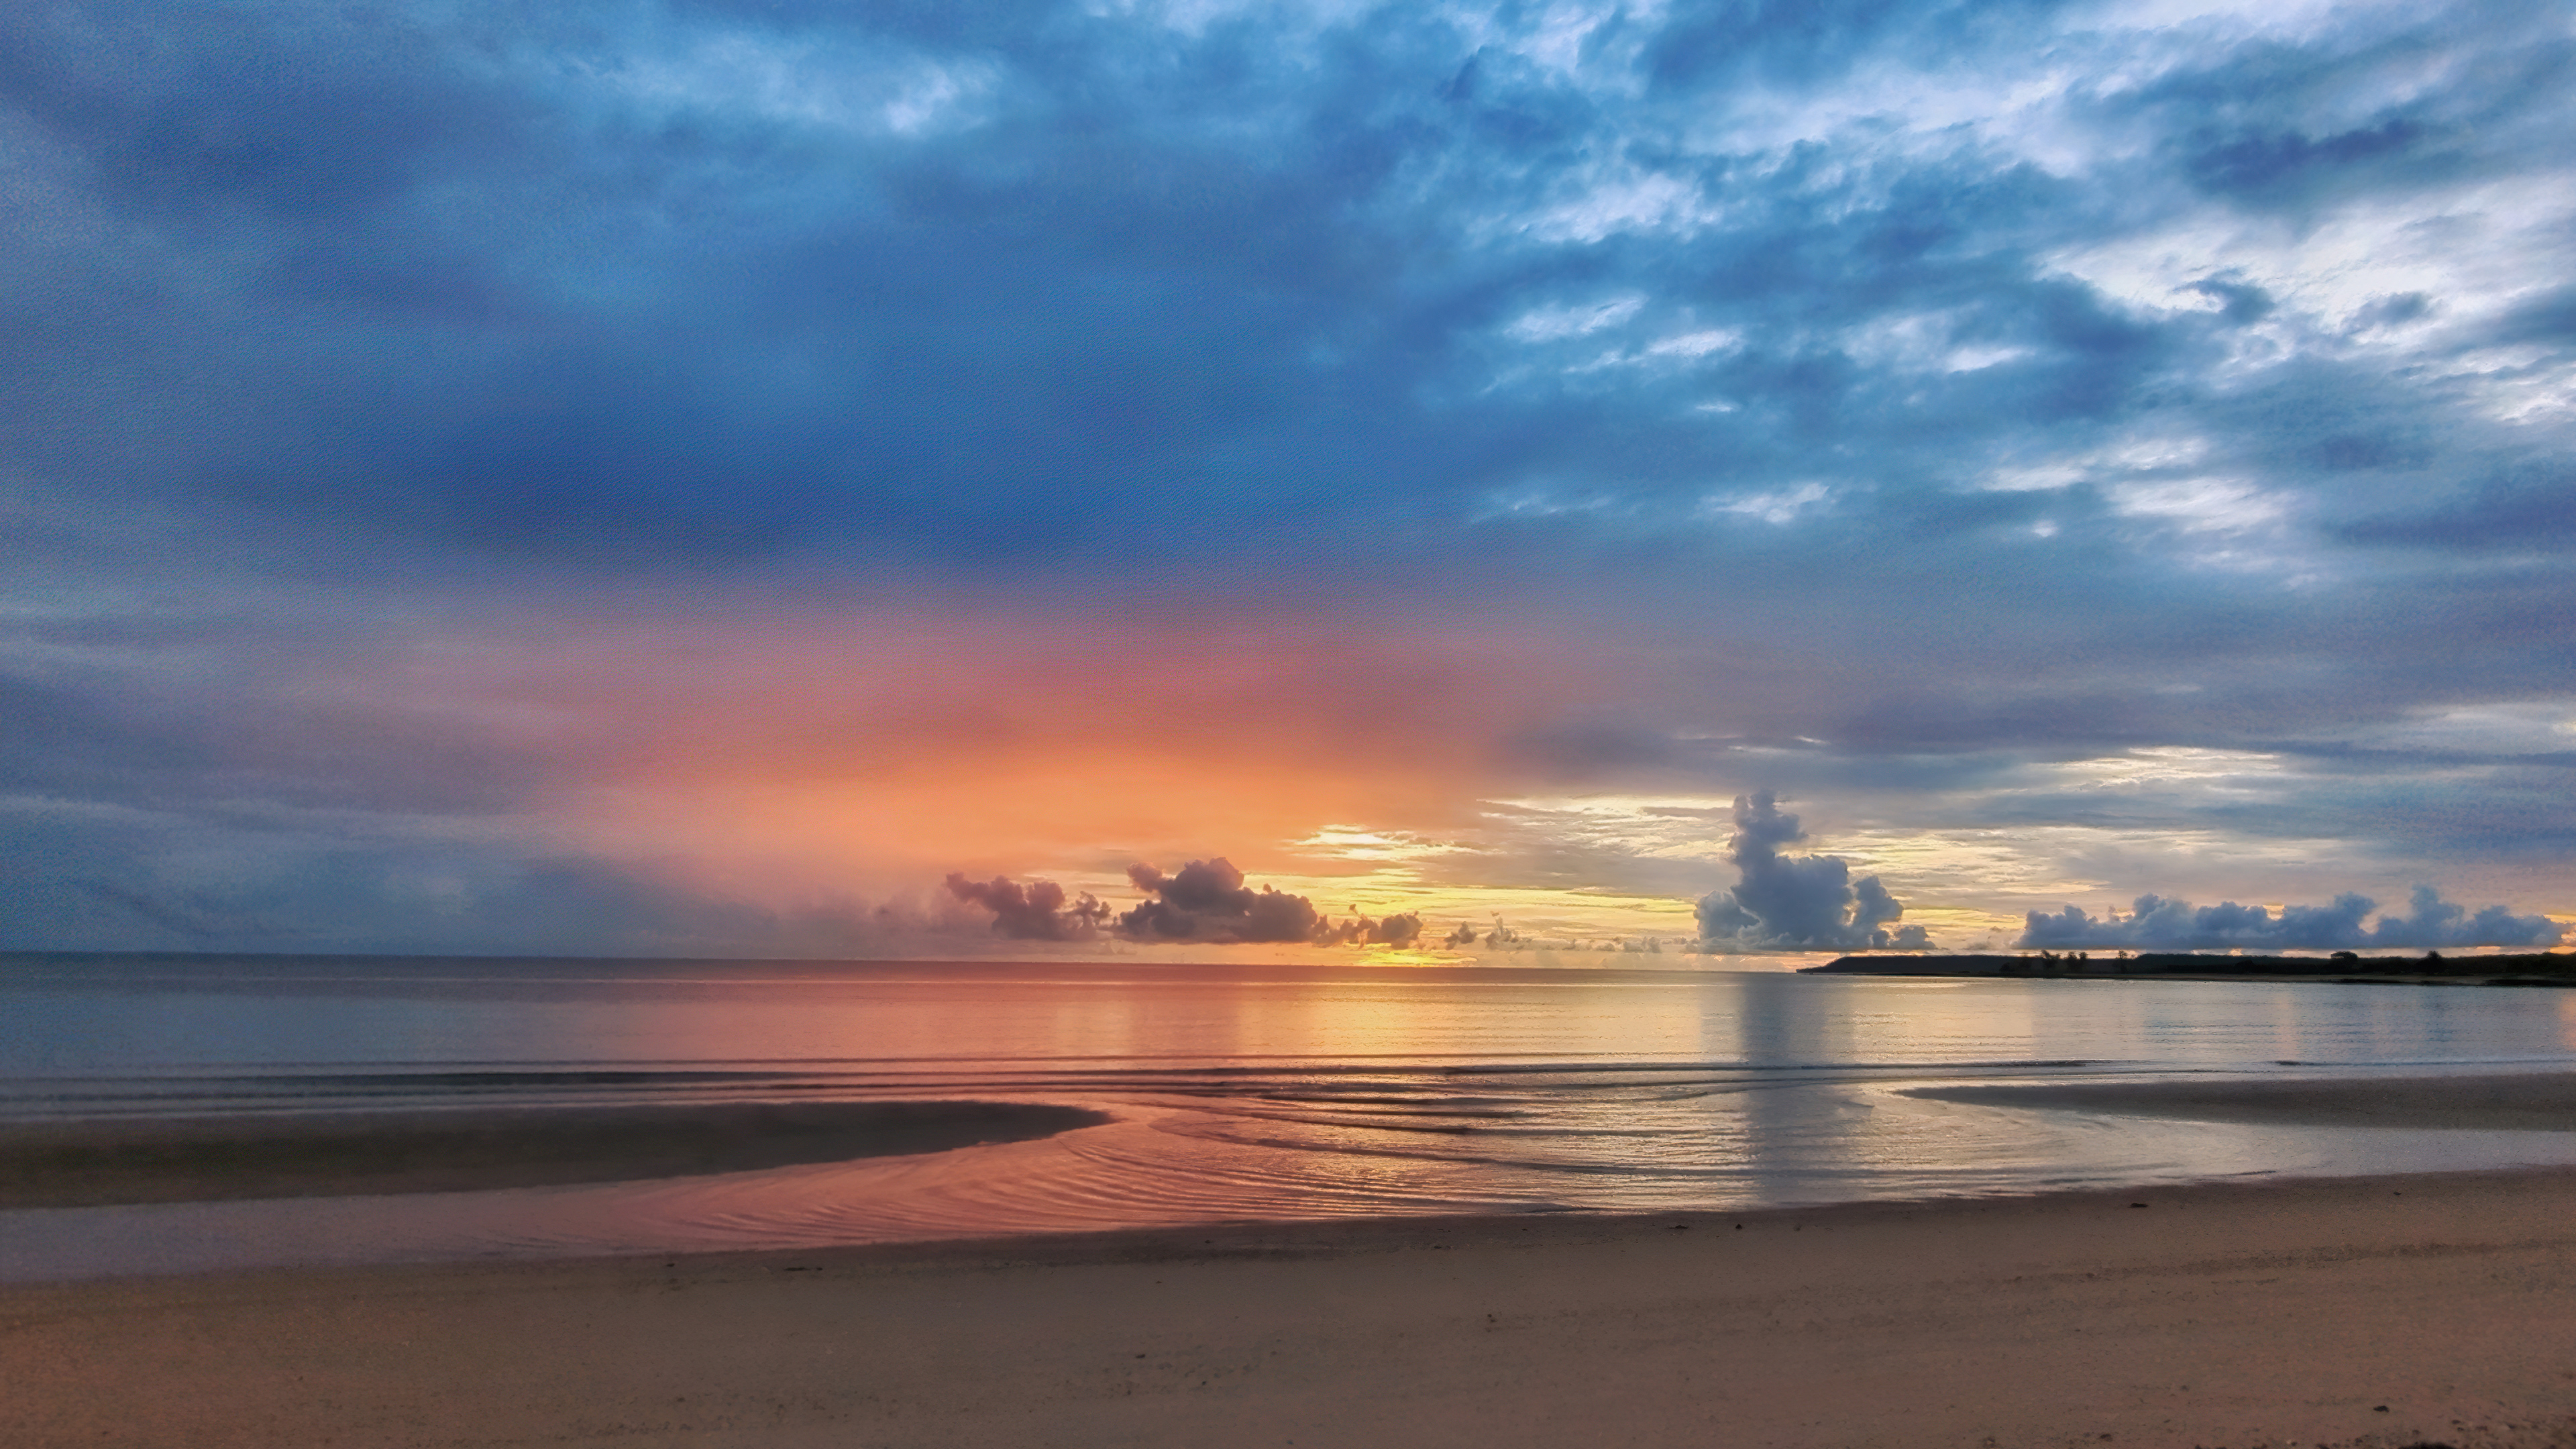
[12,965,2576,1446]
[0,1099,1108,1208]
[8,1171,2576,1448]
[10,1073,2576,1448]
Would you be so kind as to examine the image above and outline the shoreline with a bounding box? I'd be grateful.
[15,1156,2573,1283]
[237,1157,2576,1275]
[12,1067,2575,1212]
[11,1167,2576,1447]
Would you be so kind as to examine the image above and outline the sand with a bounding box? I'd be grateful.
[1909,1071,2576,1130]
[11,1074,2576,1447]
[3,1170,2575,1447]
[0,1099,1107,1207]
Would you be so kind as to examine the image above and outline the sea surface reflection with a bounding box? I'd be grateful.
[6,955,2576,1279]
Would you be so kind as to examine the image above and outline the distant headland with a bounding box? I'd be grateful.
[1802,951,2576,984]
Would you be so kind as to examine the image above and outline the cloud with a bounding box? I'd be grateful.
[1370,912,1424,946]
[2020,885,2563,950]
[1695,792,1930,951]
[13,0,2565,593]
[1,0,2572,955]
[1118,859,1316,943]
[943,858,1433,948]
[0,793,997,957]
[942,873,1109,941]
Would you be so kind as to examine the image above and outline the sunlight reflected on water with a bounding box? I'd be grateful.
[7,956,2576,1279]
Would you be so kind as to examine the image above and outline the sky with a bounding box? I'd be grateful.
[4,0,2573,962]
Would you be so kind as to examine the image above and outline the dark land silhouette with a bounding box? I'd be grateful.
[1805,951,2576,983]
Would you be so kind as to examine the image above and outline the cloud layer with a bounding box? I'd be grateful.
[1,0,2570,951]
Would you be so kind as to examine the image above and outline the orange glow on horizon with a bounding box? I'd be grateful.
[372,596,1623,908]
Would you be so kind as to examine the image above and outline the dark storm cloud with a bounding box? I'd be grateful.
[5,0,2575,949]
[1120,858,1350,945]
[1695,793,1927,951]
[1299,908,1426,947]
[941,859,1423,947]
[2021,886,2563,951]
[943,873,1109,941]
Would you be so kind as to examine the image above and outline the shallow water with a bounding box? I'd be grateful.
[7,954,2576,1279]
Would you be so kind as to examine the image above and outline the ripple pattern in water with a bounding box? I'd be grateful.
[8,957,2576,1277]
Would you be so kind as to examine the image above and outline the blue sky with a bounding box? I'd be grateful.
[5,0,2572,957]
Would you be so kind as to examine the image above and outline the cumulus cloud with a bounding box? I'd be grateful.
[1115,860,1433,947]
[2020,885,2563,951]
[947,859,1432,948]
[1375,912,1424,945]
[1695,792,1931,951]
[1118,859,1321,944]
[1318,910,1422,947]
[941,873,1110,941]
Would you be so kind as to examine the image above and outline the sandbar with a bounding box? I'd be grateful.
[0,1099,1107,1207]
[1909,1071,2576,1130]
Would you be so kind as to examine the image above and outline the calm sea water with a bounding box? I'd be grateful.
[6,953,2576,1279]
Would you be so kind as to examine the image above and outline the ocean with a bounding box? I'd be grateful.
[7,953,2576,1279]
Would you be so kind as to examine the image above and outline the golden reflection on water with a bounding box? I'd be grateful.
[621,967,1751,1069]
[18,963,2576,1279]
[374,964,2576,1080]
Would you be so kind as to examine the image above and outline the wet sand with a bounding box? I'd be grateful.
[9,1169,2576,1448]
[1909,1069,2576,1130]
[11,1075,2576,1447]
[0,1099,1107,1207]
